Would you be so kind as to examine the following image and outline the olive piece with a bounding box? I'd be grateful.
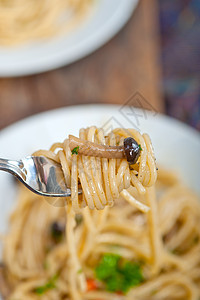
[123,137,141,164]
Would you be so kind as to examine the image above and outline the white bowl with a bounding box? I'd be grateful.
[0,0,138,77]
[0,104,199,254]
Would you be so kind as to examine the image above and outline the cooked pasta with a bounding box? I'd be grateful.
[1,127,200,300]
[0,0,94,46]
[33,127,157,211]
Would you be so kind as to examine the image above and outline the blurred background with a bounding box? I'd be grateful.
[0,0,199,131]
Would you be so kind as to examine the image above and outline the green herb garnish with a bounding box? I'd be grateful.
[138,144,142,151]
[95,254,143,294]
[71,146,79,155]
[170,248,180,255]
[43,261,49,270]
[77,269,83,274]
[75,214,83,226]
[151,289,157,295]
[35,274,58,295]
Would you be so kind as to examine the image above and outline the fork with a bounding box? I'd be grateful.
[0,156,82,197]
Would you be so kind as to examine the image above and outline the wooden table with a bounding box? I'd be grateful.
[0,0,164,131]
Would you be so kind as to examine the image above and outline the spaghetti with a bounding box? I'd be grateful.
[0,0,94,46]
[1,127,200,300]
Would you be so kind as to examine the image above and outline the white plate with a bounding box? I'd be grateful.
[0,0,138,77]
[0,104,200,242]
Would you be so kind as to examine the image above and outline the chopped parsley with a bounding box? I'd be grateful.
[138,144,142,151]
[151,289,157,295]
[170,248,180,255]
[95,254,143,294]
[35,274,58,295]
[43,261,49,270]
[75,214,83,226]
[77,268,83,274]
[71,146,79,155]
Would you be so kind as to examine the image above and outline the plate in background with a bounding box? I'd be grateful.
[0,0,138,77]
[0,104,200,240]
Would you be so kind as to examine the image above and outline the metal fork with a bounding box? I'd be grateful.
[0,156,82,197]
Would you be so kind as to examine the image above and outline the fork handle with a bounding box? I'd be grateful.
[0,158,25,180]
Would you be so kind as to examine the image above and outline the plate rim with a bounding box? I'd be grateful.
[0,104,200,295]
[1,104,200,142]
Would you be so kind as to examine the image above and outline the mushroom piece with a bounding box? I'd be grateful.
[50,221,65,243]
[123,137,141,164]
[69,135,141,165]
